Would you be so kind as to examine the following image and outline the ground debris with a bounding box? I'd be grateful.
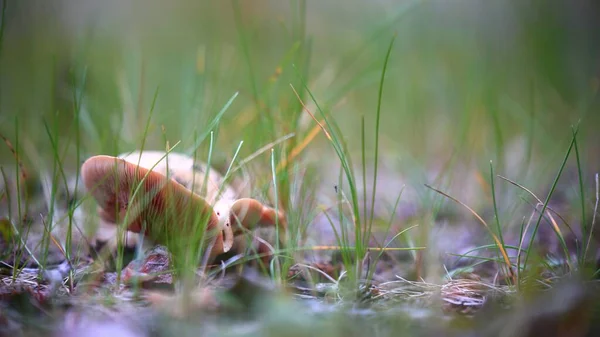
[121,245,173,290]
[376,275,512,317]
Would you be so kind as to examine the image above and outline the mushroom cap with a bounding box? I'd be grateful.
[117,151,237,205]
[81,154,234,255]
[229,198,287,235]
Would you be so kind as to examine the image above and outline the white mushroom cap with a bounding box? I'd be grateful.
[117,151,237,205]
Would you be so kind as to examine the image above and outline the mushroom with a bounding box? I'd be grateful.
[80,151,287,267]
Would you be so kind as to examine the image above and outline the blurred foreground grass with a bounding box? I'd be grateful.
[1,0,600,336]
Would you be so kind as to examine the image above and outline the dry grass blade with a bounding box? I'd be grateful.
[231,132,295,174]
[378,281,435,300]
[289,84,333,142]
[378,275,510,314]
[497,175,565,239]
[276,121,324,174]
[424,184,515,283]
[40,215,69,262]
[440,278,508,314]
[306,245,426,252]
[0,132,28,182]
[293,262,339,284]
[584,173,599,262]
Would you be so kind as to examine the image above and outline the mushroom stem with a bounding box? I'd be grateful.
[213,199,235,253]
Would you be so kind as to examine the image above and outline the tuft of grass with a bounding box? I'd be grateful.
[424,183,516,285]
[520,124,580,272]
[290,81,366,286]
[289,33,422,292]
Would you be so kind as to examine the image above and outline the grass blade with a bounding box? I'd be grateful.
[521,125,580,271]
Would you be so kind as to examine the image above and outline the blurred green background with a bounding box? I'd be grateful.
[0,0,599,206]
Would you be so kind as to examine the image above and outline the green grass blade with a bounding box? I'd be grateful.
[522,125,579,271]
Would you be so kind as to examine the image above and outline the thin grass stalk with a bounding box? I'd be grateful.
[521,126,579,271]
[572,126,587,264]
[489,161,510,284]
[367,34,396,250]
